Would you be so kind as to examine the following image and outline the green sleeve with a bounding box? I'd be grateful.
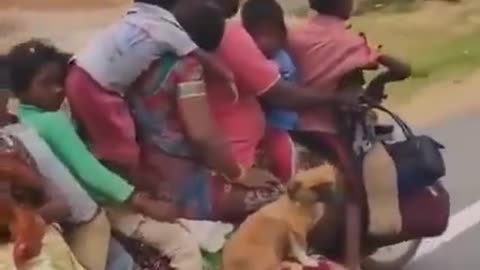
[30,112,134,204]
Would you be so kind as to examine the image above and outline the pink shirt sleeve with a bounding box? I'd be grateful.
[343,31,381,70]
[216,22,280,96]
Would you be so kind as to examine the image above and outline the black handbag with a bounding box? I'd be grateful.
[373,105,446,195]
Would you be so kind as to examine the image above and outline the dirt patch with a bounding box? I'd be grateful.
[389,69,480,127]
[0,7,126,53]
[0,0,131,53]
[0,0,129,10]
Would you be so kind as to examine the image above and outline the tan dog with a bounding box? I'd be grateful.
[222,164,338,270]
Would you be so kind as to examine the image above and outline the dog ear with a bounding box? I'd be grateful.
[287,181,301,200]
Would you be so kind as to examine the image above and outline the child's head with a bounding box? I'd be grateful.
[308,0,353,20]
[174,1,226,52]
[134,0,177,10]
[213,0,240,18]
[241,0,287,59]
[7,40,70,112]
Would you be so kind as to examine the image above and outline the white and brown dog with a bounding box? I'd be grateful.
[222,164,338,270]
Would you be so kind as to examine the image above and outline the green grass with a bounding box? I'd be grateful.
[202,251,222,270]
[364,30,480,103]
[350,0,480,103]
[283,1,480,104]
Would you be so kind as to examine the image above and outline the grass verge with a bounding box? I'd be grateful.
[368,30,480,103]
[285,0,480,104]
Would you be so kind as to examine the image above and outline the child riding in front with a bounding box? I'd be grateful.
[241,0,299,183]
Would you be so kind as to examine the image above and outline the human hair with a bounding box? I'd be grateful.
[7,39,70,96]
[134,0,177,10]
[308,0,352,19]
[241,0,287,38]
[0,55,9,90]
[175,1,226,51]
[217,0,240,18]
[308,0,336,14]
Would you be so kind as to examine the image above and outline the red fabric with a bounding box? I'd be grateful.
[207,21,281,169]
[400,182,450,238]
[288,15,380,133]
[261,128,295,183]
[65,65,139,171]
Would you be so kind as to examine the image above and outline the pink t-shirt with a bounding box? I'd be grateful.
[207,21,280,168]
[289,15,380,132]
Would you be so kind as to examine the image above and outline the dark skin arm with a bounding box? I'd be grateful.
[179,87,242,180]
[191,49,234,84]
[260,80,360,111]
[366,54,411,100]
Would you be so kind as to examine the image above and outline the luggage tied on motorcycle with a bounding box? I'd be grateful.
[358,105,449,241]
[0,131,48,265]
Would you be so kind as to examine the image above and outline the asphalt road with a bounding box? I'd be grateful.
[401,111,480,270]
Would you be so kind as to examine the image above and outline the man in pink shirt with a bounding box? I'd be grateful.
[208,0,358,171]
[288,0,410,133]
[285,0,410,268]
[288,16,380,133]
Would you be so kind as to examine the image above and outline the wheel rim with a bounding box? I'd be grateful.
[368,241,418,263]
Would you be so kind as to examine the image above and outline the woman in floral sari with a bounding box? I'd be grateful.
[115,2,280,268]
[128,0,282,223]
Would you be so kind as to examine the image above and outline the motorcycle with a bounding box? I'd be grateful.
[289,94,422,270]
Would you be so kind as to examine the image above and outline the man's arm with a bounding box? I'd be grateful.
[366,54,411,100]
[377,54,411,82]
[191,49,234,83]
[260,80,359,111]
[177,60,242,180]
[214,24,357,112]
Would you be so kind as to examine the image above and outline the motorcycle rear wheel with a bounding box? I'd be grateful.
[362,239,421,270]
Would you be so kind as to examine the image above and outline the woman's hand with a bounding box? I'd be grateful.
[130,192,178,222]
[232,168,284,191]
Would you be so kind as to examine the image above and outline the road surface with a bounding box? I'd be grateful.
[400,110,480,269]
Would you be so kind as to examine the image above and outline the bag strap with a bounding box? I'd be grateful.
[371,104,414,138]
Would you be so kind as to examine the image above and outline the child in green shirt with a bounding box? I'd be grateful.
[7,39,204,270]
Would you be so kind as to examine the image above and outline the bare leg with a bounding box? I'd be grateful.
[345,201,362,270]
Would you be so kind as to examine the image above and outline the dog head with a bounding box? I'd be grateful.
[286,164,338,205]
